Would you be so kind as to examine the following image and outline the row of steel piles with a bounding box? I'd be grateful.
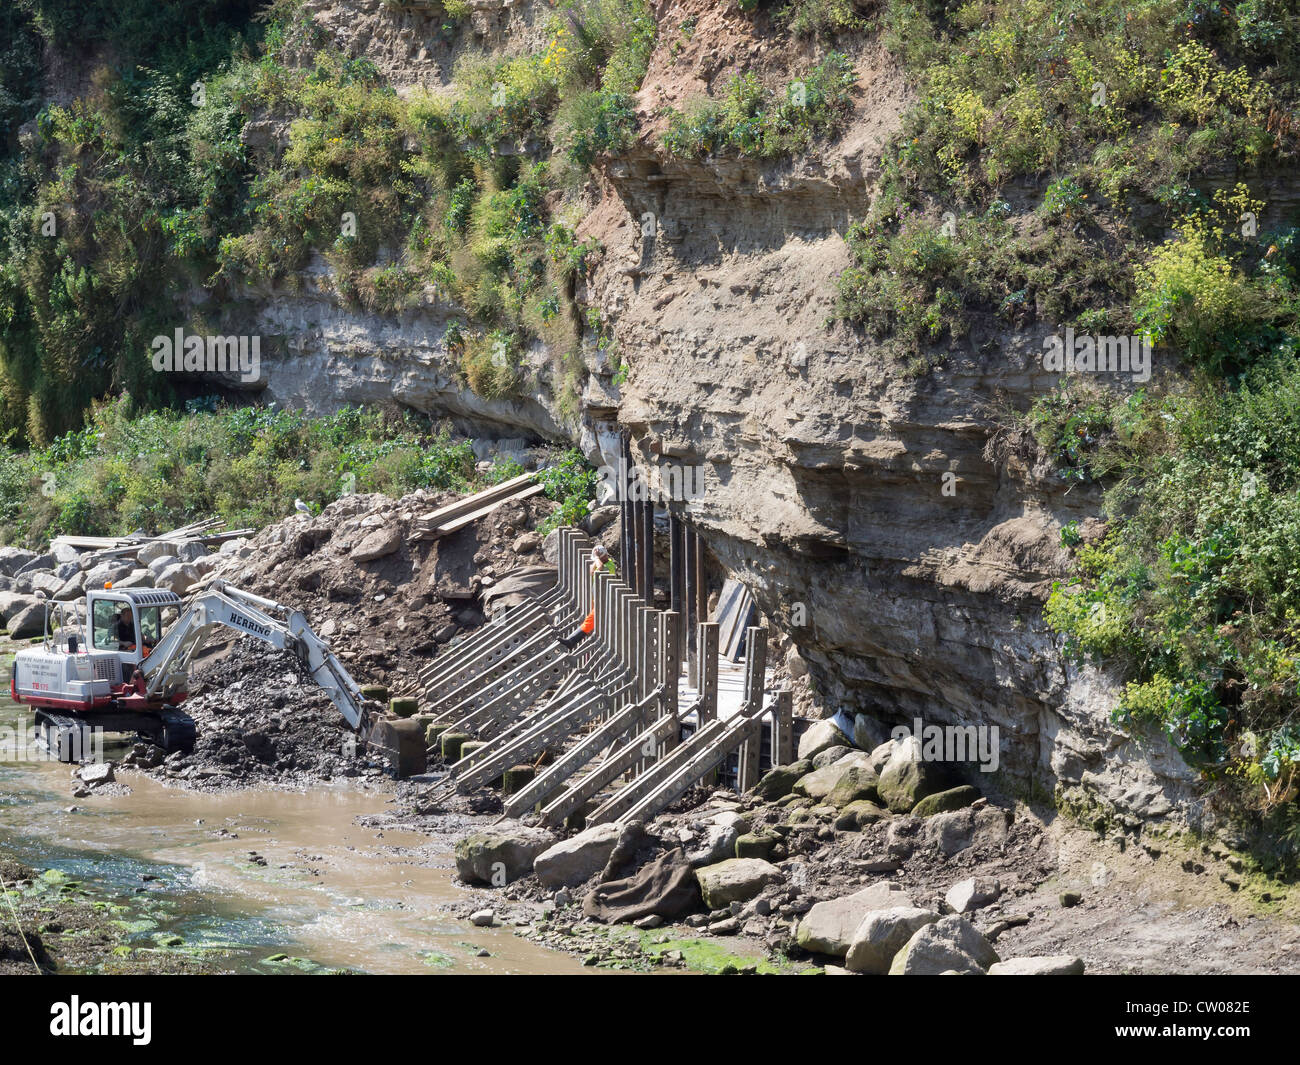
[415,487,794,825]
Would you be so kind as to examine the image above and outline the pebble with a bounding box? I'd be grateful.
[470,909,495,927]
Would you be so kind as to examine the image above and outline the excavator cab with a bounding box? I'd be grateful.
[85,589,181,681]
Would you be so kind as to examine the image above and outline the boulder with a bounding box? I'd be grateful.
[922,806,1011,856]
[867,739,901,775]
[542,529,560,563]
[0,592,38,626]
[685,822,739,867]
[218,537,250,556]
[53,572,86,601]
[794,755,877,805]
[753,759,812,800]
[533,823,621,889]
[945,876,1001,914]
[797,718,852,761]
[77,762,115,786]
[28,571,64,598]
[795,881,912,957]
[0,546,37,576]
[136,540,175,566]
[16,552,54,576]
[85,561,135,588]
[811,744,853,769]
[156,562,200,596]
[7,602,49,638]
[51,542,83,566]
[988,955,1085,976]
[175,539,208,563]
[147,554,181,577]
[845,906,941,974]
[694,858,784,909]
[52,561,80,580]
[113,569,155,589]
[734,831,780,860]
[193,555,221,576]
[877,737,946,813]
[825,766,882,808]
[454,826,557,886]
[834,799,890,830]
[889,915,999,975]
[351,525,402,562]
[853,713,890,751]
[913,784,981,818]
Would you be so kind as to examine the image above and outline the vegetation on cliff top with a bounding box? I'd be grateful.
[834,0,1300,818]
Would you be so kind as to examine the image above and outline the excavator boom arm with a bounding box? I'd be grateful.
[140,580,367,731]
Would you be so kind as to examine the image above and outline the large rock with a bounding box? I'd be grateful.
[889,915,999,975]
[51,543,83,566]
[694,858,784,909]
[351,525,402,562]
[877,737,946,813]
[923,806,1011,856]
[685,822,739,867]
[53,571,86,601]
[753,759,812,799]
[28,571,64,598]
[945,876,1001,913]
[147,555,180,577]
[0,592,37,625]
[825,766,882,808]
[913,784,981,817]
[455,826,557,885]
[84,561,135,588]
[0,546,37,576]
[113,568,155,589]
[797,718,852,761]
[533,823,621,889]
[156,562,200,596]
[988,955,1085,976]
[175,539,208,563]
[811,744,853,769]
[834,799,890,830]
[845,906,941,974]
[795,881,912,957]
[793,754,876,804]
[136,540,175,566]
[853,714,890,752]
[15,552,54,576]
[7,602,49,638]
[867,739,900,775]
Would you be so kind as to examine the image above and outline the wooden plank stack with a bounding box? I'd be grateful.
[408,472,543,543]
[715,578,756,662]
[51,517,254,559]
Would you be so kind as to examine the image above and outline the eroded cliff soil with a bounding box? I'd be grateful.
[228,0,1197,827]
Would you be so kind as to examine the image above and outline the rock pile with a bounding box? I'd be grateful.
[438,708,1079,974]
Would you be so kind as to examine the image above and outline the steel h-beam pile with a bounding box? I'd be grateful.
[417,508,795,828]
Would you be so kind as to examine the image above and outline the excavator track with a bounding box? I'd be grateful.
[150,708,197,755]
[33,710,95,764]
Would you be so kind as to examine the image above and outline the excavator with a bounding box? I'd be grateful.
[10,578,366,762]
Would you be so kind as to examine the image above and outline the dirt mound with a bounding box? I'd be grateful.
[129,485,562,789]
[138,639,370,790]
[208,488,555,698]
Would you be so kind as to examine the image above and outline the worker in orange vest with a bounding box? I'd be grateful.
[558,544,615,649]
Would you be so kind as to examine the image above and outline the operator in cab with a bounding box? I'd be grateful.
[116,605,137,651]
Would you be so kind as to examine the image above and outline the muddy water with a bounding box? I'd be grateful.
[0,691,590,975]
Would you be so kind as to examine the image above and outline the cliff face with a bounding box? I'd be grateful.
[247,0,1200,824]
